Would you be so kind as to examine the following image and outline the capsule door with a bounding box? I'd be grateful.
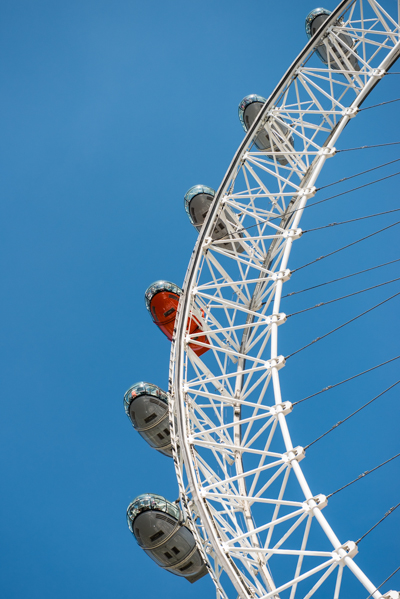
[150,290,180,340]
[148,287,210,356]
[133,510,207,582]
[242,100,294,165]
[128,392,172,456]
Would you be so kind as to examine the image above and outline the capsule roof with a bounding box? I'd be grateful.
[123,381,168,417]
[184,185,215,225]
[238,94,267,132]
[144,280,182,312]
[126,493,181,532]
[305,7,331,39]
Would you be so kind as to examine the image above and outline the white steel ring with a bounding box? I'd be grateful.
[169,2,400,597]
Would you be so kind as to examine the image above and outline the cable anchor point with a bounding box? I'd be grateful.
[303,494,328,512]
[283,446,305,464]
[272,269,291,282]
[284,228,303,240]
[332,540,358,561]
[342,106,359,118]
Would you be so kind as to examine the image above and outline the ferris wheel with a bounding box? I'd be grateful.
[124,1,400,598]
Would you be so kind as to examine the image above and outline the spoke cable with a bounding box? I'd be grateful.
[284,258,400,299]
[304,380,400,450]
[292,220,400,273]
[360,97,400,111]
[287,276,400,317]
[293,355,400,406]
[303,208,400,233]
[285,292,400,360]
[356,501,400,545]
[317,157,400,191]
[364,566,400,599]
[304,171,400,212]
[212,89,400,587]
[337,141,400,152]
[327,452,400,498]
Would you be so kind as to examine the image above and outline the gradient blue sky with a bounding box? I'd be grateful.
[0,1,399,598]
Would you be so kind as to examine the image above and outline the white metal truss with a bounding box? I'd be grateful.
[168,1,400,598]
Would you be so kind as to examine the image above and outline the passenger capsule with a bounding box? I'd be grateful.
[127,493,208,583]
[184,185,244,253]
[144,280,209,356]
[305,8,359,71]
[124,382,172,457]
[238,94,294,165]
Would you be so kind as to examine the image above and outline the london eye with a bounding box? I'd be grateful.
[125,2,400,598]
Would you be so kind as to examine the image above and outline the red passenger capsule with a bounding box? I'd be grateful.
[144,281,209,356]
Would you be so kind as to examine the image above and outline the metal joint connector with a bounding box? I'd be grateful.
[283,446,305,464]
[285,228,302,240]
[267,355,286,371]
[298,186,317,199]
[342,106,358,118]
[202,237,213,251]
[318,146,336,157]
[270,401,292,416]
[332,540,358,561]
[303,494,328,512]
[383,592,400,599]
[371,68,386,79]
[268,313,287,326]
[272,269,291,282]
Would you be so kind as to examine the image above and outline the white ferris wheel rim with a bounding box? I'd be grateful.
[168,2,400,598]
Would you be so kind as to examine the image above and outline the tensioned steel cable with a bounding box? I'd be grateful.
[360,97,400,111]
[286,276,400,317]
[285,291,400,360]
[356,502,400,544]
[292,220,400,273]
[317,157,400,190]
[303,380,400,450]
[293,355,400,406]
[303,171,400,212]
[327,452,400,498]
[284,258,400,299]
[338,141,400,152]
[364,566,400,599]
[303,208,400,233]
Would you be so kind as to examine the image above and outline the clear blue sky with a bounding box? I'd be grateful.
[0,1,399,598]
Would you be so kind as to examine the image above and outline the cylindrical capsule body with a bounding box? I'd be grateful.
[238,94,294,165]
[124,382,172,457]
[144,280,209,356]
[127,493,208,584]
[305,8,359,70]
[184,185,244,253]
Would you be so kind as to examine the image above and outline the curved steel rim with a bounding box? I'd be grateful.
[170,2,400,597]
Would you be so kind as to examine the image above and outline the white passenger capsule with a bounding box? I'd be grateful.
[127,493,208,583]
[124,382,172,457]
[238,95,294,165]
[305,7,359,71]
[184,184,244,252]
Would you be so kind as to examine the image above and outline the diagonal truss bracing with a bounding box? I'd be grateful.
[168,2,400,598]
